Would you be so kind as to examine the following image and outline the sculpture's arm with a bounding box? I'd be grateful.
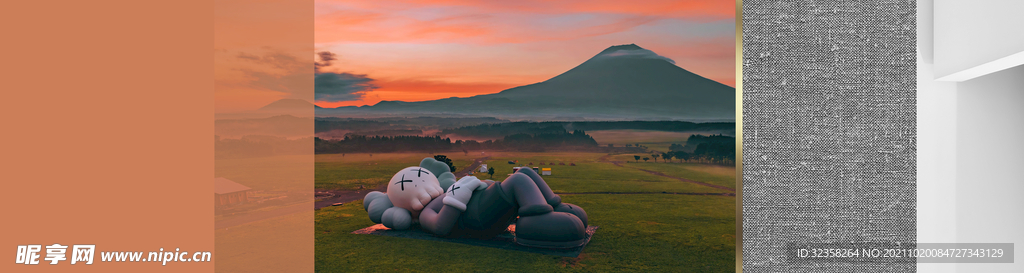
[420,176,489,236]
[418,195,463,236]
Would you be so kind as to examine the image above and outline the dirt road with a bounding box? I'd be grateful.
[314,185,384,210]
[454,156,490,176]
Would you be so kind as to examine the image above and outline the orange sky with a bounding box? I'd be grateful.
[314,0,735,108]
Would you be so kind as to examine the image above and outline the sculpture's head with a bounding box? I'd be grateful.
[386,166,444,214]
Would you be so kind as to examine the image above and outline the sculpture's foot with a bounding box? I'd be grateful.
[515,212,586,249]
[554,203,588,227]
[546,194,562,208]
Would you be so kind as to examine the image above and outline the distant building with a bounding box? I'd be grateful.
[542,168,552,176]
[512,166,542,174]
[215,177,251,206]
[479,164,489,173]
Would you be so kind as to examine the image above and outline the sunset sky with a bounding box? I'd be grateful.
[313,0,735,108]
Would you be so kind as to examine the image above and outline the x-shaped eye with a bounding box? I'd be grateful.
[416,168,430,177]
[395,174,413,191]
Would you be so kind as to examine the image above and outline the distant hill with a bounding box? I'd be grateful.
[215,115,313,138]
[215,99,316,120]
[259,98,318,111]
[440,120,735,139]
[317,44,735,121]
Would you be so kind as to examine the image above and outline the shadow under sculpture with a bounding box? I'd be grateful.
[363,157,589,248]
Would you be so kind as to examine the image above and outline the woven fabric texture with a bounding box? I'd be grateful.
[742,1,917,271]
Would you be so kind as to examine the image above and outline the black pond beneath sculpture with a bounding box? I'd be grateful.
[352,224,599,257]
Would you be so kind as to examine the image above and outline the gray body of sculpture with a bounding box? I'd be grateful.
[418,167,566,238]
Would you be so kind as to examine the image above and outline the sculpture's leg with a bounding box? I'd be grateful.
[418,194,462,236]
[515,212,587,248]
[500,173,553,216]
[499,171,588,248]
[513,167,562,207]
[554,203,588,227]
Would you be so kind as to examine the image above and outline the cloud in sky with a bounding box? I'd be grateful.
[232,50,381,103]
[315,0,733,45]
[315,72,378,102]
[233,51,313,101]
[314,50,379,102]
[313,0,735,107]
[315,51,337,73]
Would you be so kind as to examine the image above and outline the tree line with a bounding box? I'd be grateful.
[314,130,601,154]
[636,134,736,165]
[215,135,313,159]
[441,121,735,139]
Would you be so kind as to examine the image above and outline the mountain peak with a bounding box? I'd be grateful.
[317,42,734,121]
[587,43,676,65]
[598,44,644,54]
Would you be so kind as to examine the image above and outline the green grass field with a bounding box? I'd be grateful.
[476,152,731,194]
[609,161,737,190]
[317,194,733,272]
[314,151,736,272]
[316,153,478,191]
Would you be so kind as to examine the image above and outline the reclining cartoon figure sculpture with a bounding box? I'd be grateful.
[363,157,589,248]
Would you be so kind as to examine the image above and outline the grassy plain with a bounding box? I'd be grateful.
[316,194,734,272]
[618,162,737,190]
[315,153,477,191]
[315,151,736,272]
[476,152,730,194]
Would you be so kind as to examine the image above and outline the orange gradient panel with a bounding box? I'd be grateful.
[214,0,313,273]
[1,1,213,272]
[214,0,315,273]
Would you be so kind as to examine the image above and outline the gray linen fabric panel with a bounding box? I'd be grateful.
[742,1,916,271]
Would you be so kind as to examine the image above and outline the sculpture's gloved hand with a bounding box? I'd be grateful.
[442,176,488,211]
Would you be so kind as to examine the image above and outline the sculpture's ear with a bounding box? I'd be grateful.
[364,192,394,224]
[419,157,451,178]
[381,207,412,230]
[438,172,457,192]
